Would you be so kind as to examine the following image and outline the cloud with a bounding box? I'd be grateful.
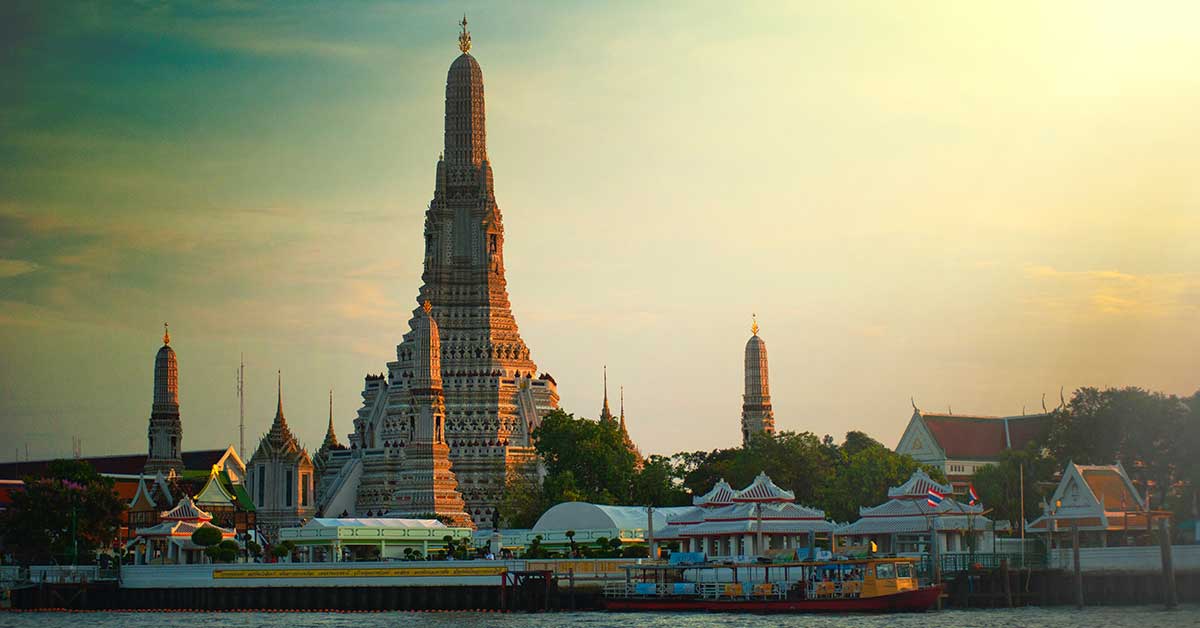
[1023,264,1200,319]
[0,259,38,277]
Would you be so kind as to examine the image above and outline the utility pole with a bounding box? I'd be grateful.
[237,354,245,460]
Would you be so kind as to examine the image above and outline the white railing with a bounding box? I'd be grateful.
[29,566,100,583]
[1047,545,1200,573]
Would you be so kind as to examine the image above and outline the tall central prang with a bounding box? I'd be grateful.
[340,18,560,528]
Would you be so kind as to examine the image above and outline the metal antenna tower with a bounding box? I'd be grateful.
[237,353,245,459]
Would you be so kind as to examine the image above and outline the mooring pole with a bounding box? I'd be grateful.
[568,568,576,611]
[1159,519,1177,610]
[1071,520,1083,609]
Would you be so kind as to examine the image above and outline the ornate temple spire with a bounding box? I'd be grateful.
[323,389,340,449]
[442,14,486,167]
[600,365,614,423]
[146,323,183,475]
[741,316,775,444]
[275,370,285,425]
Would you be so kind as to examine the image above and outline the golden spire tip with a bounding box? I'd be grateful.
[163,322,170,345]
[751,313,758,336]
[458,14,472,53]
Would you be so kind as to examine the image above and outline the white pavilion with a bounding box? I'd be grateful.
[128,496,236,565]
[655,472,835,558]
[836,469,1002,555]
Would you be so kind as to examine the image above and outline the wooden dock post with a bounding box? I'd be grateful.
[1000,558,1012,607]
[1071,520,1083,609]
[568,568,576,611]
[1159,519,1177,610]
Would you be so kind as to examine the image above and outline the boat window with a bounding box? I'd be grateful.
[875,563,896,579]
[896,562,913,579]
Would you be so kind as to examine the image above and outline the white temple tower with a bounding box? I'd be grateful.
[741,315,775,444]
[145,323,184,476]
[388,301,472,527]
[344,18,559,527]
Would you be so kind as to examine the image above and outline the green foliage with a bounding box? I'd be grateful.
[1043,386,1200,517]
[270,539,296,559]
[190,525,223,548]
[674,430,942,523]
[0,459,127,565]
[535,409,638,504]
[498,461,548,529]
[245,540,262,558]
[204,539,239,563]
[970,444,1058,528]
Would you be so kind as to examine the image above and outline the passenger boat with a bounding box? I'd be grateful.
[604,556,942,613]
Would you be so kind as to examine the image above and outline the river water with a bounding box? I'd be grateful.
[0,606,1196,628]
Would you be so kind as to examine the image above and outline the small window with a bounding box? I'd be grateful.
[286,469,294,507]
[875,563,896,579]
[896,563,913,579]
[301,473,310,507]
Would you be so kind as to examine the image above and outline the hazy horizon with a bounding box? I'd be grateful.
[2,1,1198,462]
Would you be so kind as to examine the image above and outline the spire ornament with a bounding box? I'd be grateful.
[163,322,170,345]
[458,15,471,53]
[751,313,758,336]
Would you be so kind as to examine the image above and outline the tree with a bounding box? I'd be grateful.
[270,539,296,560]
[497,461,546,528]
[245,539,262,561]
[191,525,223,550]
[630,455,690,506]
[970,445,1057,529]
[205,540,239,563]
[0,459,126,565]
[534,409,639,505]
[821,437,944,523]
[1045,387,1196,511]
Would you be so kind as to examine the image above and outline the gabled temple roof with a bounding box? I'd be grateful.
[194,467,236,507]
[693,479,736,507]
[914,411,1051,461]
[887,469,953,499]
[733,472,796,503]
[250,374,312,466]
[161,496,212,522]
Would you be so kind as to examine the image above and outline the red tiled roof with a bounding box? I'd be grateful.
[921,413,1050,461]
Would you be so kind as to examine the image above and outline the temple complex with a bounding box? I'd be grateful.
[246,374,316,541]
[895,402,1055,493]
[145,324,184,476]
[319,18,559,527]
[741,315,775,444]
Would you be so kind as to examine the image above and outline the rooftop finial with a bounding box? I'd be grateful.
[458,14,471,53]
[163,322,170,345]
[422,299,433,314]
[751,313,758,336]
[276,370,284,419]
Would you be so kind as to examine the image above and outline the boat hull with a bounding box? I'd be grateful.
[604,585,943,613]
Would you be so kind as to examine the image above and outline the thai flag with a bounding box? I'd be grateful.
[968,484,980,507]
[926,488,945,508]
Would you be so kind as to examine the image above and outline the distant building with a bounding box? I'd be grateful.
[0,326,246,542]
[127,496,235,565]
[837,469,1002,555]
[145,324,184,476]
[741,316,775,444]
[895,405,1053,492]
[246,374,316,542]
[657,473,833,558]
[1025,461,1171,547]
[598,368,642,468]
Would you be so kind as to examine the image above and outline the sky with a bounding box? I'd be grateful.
[1,1,1198,462]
